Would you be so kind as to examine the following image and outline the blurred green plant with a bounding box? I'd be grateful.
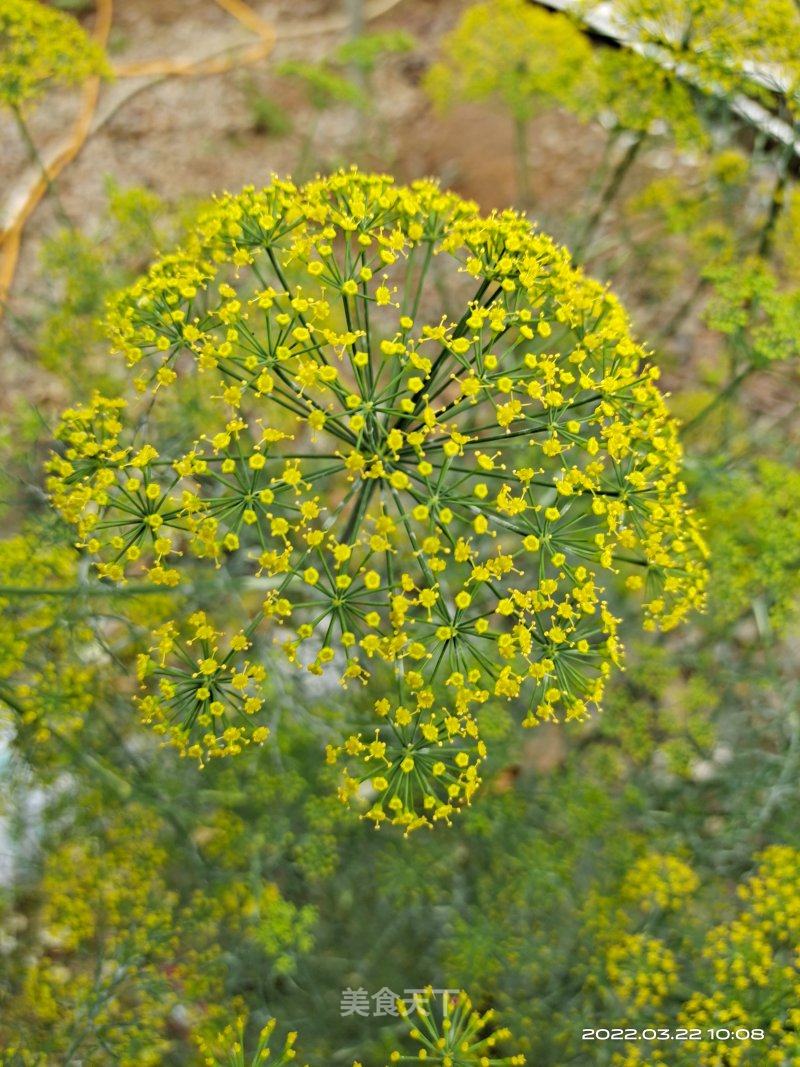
[698,459,800,631]
[241,77,293,138]
[34,182,175,391]
[425,0,592,205]
[0,0,110,226]
[277,32,414,176]
[335,31,415,81]
[596,0,800,103]
[0,0,108,112]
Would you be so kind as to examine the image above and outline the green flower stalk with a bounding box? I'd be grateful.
[389,988,526,1065]
[199,1017,302,1066]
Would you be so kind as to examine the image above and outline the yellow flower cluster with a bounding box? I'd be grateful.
[620,852,700,912]
[390,988,526,1065]
[47,169,706,823]
[198,1017,302,1067]
[0,0,109,112]
[606,932,679,1009]
[15,810,187,1065]
[679,846,800,1065]
[137,611,269,762]
[704,845,800,997]
[2,802,315,1064]
[606,847,800,1066]
[327,694,485,832]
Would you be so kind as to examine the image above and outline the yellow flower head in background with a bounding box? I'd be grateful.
[425,0,593,124]
[0,0,109,113]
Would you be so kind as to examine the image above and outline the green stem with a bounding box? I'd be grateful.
[11,105,72,229]
[514,114,531,209]
[680,363,755,436]
[576,130,646,258]
[341,477,378,545]
[757,137,795,258]
[655,275,707,343]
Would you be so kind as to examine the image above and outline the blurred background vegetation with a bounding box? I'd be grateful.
[1,0,800,1062]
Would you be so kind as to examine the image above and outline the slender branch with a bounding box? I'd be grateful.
[680,364,755,435]
[514,114,531,209]
[11,104,72,229]
[575,131,646,258]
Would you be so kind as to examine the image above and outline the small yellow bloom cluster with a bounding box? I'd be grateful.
[136,611,269,762]
[606,932,679,1009]
[47,169,706,822]
[198,1016,302,1067]
[16,810,184,1065]
[620,852,700,912]
[425,0,592,125]
[194,991,526,1067]
[0,0,109,112]
[703,845,800,998]
[605,847,800,1066]
[390,988,526,1065]
[3,803,313,1064]
[327,695,485,831]
[677,845,800,1066]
